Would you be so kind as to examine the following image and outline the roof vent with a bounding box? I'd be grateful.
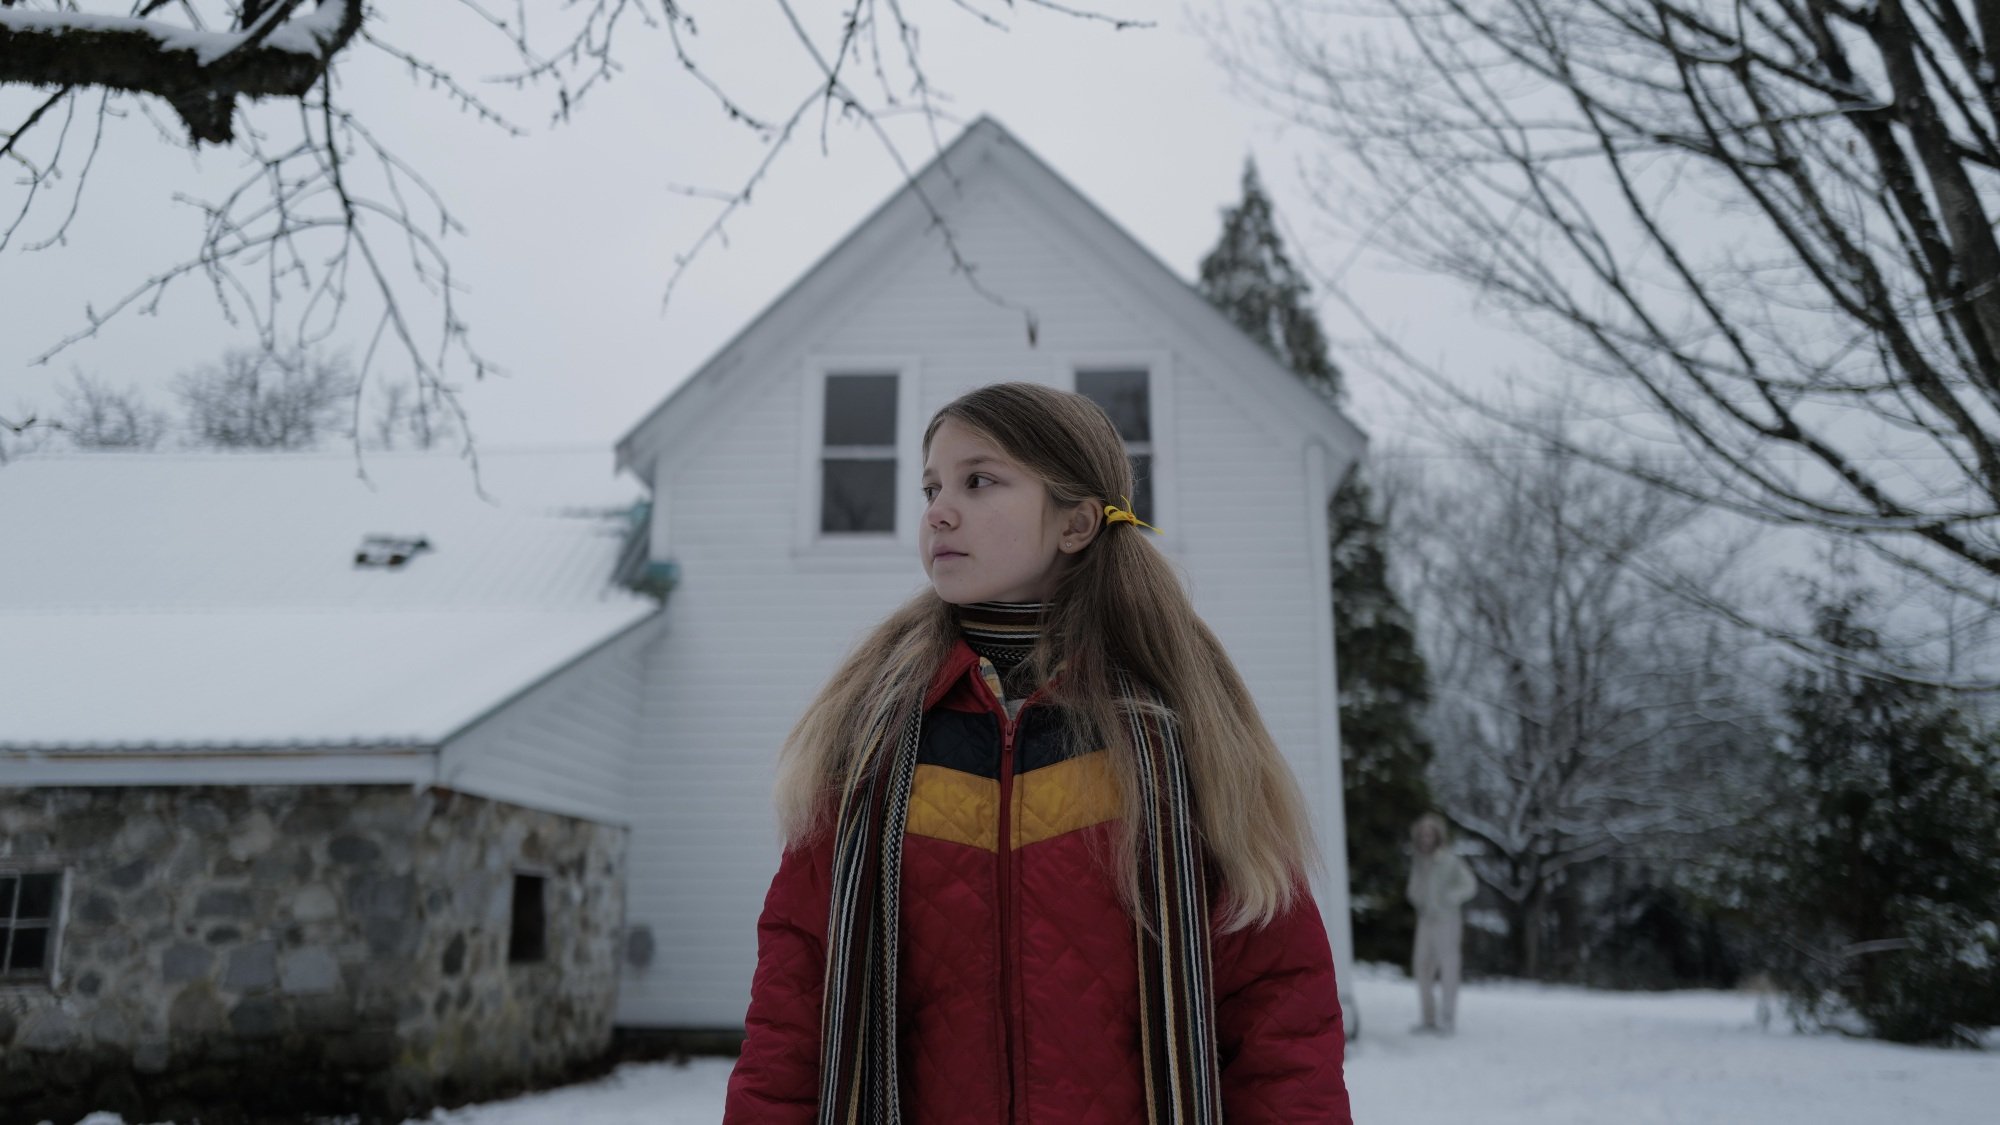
[355,535,433,569]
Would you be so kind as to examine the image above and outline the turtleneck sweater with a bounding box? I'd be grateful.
[952,600,1046,715]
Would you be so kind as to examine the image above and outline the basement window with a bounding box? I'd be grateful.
[508,873,547,964]
[0,871,61,982]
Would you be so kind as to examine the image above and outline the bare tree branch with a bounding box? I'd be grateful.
[1211,0,2000,673]
[4,0,1145,481]
[0,0,361,143]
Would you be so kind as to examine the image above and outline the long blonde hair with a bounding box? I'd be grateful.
[774,382,1317,931]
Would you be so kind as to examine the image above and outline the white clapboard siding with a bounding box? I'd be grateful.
[438,613,661,828]
[1168,364,1355,975]
[615,118,1363,1028]
[617,353,941,1025]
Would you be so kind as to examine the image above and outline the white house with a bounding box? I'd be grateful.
[611,115,1367,1030]
[0,116,1367,1118]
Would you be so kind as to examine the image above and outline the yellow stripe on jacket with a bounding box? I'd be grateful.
[904,750,1119,851]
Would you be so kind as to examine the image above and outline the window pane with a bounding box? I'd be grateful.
[824,374,898,446]
[0,927,10,971]
[0,877,15,919]
[7,925,45,972]
[1077,369,1150,442]
[509,874,546,964]
[822,459,897,534]
[17,874,56,921]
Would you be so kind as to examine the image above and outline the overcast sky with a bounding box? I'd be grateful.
[6,4,1992,674]
[2,2,1483,455]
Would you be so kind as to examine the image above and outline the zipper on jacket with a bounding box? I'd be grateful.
[997,712,1018,1125]
[974,665,1047,1125]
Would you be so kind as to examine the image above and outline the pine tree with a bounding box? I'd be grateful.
[1198,159,1436,966]
[1197,162,1343,404]
[1743,592,2000,1045]
[1326,466,1436,964]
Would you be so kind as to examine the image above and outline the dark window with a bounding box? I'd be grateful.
[822,460,898,533]
[1,871,61,980]
[821,373,899,534]
[1076,369,1154,524]
[508,873,547,964]
[1078,369,1150,442]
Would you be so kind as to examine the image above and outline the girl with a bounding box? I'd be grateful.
[723,382,1352,1124]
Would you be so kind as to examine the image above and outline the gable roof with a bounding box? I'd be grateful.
[0,447,654,751]
[615,116,1365,485]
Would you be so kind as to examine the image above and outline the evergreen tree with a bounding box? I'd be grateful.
[1741,592,2000,1045]
[1197,162,1343,404]
[1199,159,1436,966]
[1326,466,1436,964]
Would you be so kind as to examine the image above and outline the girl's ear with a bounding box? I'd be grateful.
[1058,497,1103,554]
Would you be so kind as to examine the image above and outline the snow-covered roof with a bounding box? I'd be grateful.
[0,447,656,751]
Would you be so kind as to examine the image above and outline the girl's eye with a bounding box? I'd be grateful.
[922,475,993,501]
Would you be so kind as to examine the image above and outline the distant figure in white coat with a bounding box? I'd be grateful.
[1407,812,1476,1035]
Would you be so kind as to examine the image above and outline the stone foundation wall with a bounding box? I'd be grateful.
[0,784,626,1124]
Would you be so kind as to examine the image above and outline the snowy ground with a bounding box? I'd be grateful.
[1336,972,1996,1125]
[72,973,2000,1125]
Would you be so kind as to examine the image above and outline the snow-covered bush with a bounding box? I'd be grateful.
[1858,903,2000,1046]
[1738,593,2000,1046]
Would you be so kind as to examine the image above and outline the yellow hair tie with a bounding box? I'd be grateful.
[1103,496,1162,535]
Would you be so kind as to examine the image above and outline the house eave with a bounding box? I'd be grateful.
[974,134,1370,473]
[0,742,439,788]
[615,115,1371,501]
[614,117,1010,473]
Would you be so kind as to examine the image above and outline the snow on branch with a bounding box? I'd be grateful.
[0,0,362,143]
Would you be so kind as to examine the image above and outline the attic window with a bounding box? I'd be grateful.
[354,535,433,569]
[1077,369,1154,523]
[821,373,899,534]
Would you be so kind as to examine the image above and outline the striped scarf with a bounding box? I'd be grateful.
[956,599,1044,712]
[816,603,1221,1124]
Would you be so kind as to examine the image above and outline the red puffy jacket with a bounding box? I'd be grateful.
[724,639,1353,1124]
